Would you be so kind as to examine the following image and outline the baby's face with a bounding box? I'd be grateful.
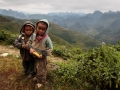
[36,35,42,40]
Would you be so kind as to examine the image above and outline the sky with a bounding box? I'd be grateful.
[0,0,120,14]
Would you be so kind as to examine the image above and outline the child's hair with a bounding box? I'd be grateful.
[36,21,48,29]
[20,21,35,34]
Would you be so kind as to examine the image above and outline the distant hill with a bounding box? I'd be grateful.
[0,14,100,48]
[0,9,27,19]
[0,15,22,33]
[1,9,120,44]
[93,12,120,44]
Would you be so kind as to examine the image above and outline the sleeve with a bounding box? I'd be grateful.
[42,37,53,57]
[14,35,22,49]
[26,33,36,50]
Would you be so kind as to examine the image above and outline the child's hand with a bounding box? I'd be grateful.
[22,44,27,49]
[30,48,35,54]
[38,54,42,59]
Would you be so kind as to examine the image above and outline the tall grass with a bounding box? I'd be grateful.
[0,54,79,90]
[0,55,35,90]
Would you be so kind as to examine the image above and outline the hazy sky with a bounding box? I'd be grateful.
[0,0,120,14]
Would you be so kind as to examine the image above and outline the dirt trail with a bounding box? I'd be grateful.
[0,45,64,63]
[0,45,19,56]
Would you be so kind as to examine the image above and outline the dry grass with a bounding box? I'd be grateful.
[0,45,66,90]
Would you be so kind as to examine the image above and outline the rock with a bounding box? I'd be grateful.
[0,53,9,57]
[9,45,14,49]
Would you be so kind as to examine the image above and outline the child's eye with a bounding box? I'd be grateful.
[26,30,32,31]
[38,28,45,31]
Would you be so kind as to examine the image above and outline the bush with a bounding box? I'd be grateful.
[53,44,120,90]
[0,30,18,45]
[52,44,83,60]
[52,45,71,60]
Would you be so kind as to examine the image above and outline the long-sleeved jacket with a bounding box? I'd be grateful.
[27,19,53,58]
[14,34,33,60]
[14,21,35,60]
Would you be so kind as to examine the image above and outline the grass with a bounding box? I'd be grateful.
[0,54,79,90]
[0,55,35,90]
[0,44,83,90]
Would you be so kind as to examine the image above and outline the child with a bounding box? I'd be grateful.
[27,19,53,89]
[14,21,35,76]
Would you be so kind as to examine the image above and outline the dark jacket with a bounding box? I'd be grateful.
[14,21,35,60]
[14,34,33,61]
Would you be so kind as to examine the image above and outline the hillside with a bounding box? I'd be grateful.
[1,9,120,44]
[94,13,120,44]
[0,44,64,90]
[0,15,22,33]
[1,42,120,90]
[0,15,100,48]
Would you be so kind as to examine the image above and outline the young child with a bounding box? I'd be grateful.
[14,21,35,76]
[27,19,53,89]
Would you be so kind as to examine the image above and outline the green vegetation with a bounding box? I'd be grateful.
[1,29,120,90]
[0,30,18,45]
[0,15,21,34]
[49,22,100,48]
[52,42,120,90]
[0,55,36,90]
[0,14,101,48]
[1,14,120,90]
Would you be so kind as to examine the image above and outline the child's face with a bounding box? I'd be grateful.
[36,23,47,36]
[24,25,34,36]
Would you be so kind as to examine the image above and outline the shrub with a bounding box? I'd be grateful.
[53,44,120,90]
[0,30,18,45]
[52,45,71,60]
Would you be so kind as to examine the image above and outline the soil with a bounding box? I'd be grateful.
[0,45,19,56]
[0,45,64,63]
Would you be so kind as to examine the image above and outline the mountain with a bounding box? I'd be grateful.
[0,9,27,19]
[0,9,85,19]
[93,12,120,30]
[0,14,100,48]
[1,8,120,45]
[94,13,120,44]
[65,11,120,44]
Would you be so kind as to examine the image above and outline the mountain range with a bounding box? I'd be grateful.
[0,13,100,49]
[0,9,120,45]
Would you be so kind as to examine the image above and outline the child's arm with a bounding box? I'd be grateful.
[14,35,23,49]
[42,37,53,58]
[26,34,42,58]
[26,33,36,50]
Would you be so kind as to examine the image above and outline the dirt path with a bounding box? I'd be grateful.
[0,45,19,56]
[0,45,64,63]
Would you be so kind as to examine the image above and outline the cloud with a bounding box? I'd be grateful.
[0,0,120,14]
